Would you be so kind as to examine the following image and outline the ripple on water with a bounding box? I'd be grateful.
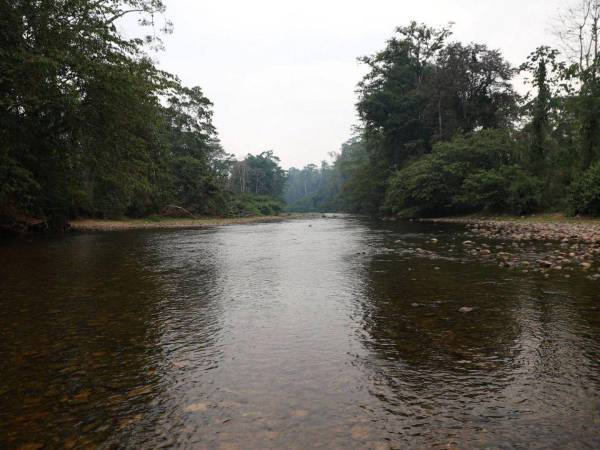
[0,217,599,448]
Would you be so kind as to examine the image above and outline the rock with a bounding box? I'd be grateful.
[463,240,474,246]
[126,385,152,398]
[459,307,474,313]
[17,444,44,450]
[118,414,143,430]
[368,442,391,450]
[581,262,592,270]
[351,425,371,440]
[184,402,208,413]
[430,238,439,244]
[219,443,240,450]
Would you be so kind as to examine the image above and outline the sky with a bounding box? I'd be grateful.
[132,0,567,169]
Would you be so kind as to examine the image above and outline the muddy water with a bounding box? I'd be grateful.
[0,216,599,449]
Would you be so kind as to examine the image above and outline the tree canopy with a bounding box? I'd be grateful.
[287,10,600,218]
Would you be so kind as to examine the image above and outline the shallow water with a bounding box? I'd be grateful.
[1,216,599,449]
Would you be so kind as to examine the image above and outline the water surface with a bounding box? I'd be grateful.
[1,216,599,449]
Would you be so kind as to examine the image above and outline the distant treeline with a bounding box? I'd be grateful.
[0,0,287,231]
[285,3,600,217]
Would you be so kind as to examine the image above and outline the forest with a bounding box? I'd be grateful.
[0,0,286,231]
[286,2,600,218]
[3,0,600,233]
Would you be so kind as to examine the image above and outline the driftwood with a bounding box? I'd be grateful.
[160,205,198,219]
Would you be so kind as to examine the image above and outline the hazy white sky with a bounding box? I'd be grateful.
[140,0,566,168]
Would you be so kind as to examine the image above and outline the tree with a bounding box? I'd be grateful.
[556,0,600,170]
[229,151,286,198]
[357,22,453,168]
[430,43,517,139]
[283,162,340,212]
[0,0,238,228]
[164,86,231,215]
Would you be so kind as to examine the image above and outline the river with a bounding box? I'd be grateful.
[1,216,599,449]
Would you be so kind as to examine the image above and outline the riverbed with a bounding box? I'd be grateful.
[1,216,599,449]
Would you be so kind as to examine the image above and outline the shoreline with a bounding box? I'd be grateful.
[419,214,600,243]
[419,214,600,278]
[70,214,308,232]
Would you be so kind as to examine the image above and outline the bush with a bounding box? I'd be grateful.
[228,194,283,217]
[460,166,543,214]
[569,162,600,216]
[384,129,522,216]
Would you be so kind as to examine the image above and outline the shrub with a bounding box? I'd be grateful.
[460,166,543,214]
[569,162,600,216]
[384,129,522,216]
[228,194,283,217]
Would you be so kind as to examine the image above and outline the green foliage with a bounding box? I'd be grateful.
[384,130,520,216]
[460,166,543,214]
[6,5,600,223]
[334,137,387,215]
[228,194,283,217]
[357,22,517,175]
[569,162,600,215]
[0,0,235,225]
[0,148,40,211]
[229,151,286,199]
[329,17,600,218]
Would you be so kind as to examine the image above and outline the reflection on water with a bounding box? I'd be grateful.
[0,217,599,449]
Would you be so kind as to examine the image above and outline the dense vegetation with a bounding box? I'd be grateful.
[0,0,286,232]
[286,1,600,218]
[227,151,286,216]
[4,0,600,232]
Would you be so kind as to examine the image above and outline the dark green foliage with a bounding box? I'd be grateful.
[0,0,272,226]
[356,22,517,173]
[228,194,283,217]
[226,151,286,216]
[569,163,600,215]
[327,18,600,218]
[334,137,387,215]
[229,151,286,198]
[1,0,174,222]
[5,3,600,222]
[383,130,521,216]
[164,86,231,216]
[460,166,543,215]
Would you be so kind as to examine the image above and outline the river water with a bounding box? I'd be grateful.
[1,216,599,449]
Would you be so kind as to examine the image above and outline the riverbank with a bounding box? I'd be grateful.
[419,214,600,279]
[420,214,600,243]
[71,214,303,232]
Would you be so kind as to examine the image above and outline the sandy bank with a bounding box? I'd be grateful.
[71,214,303,232]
